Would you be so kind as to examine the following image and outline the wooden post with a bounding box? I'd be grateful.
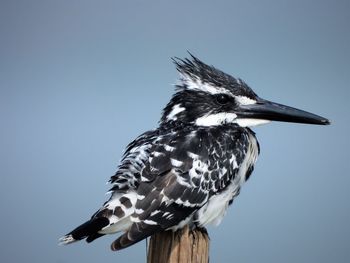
[147,226,209,263]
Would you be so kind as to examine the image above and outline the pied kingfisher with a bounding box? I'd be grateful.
[59,55,330,250]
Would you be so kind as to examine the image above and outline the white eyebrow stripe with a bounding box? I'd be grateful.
[235,96,257,105]
[180,74,258,106]
[181,74,233,96]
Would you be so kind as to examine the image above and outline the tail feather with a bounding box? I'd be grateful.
[59,192,138,247]
[58,234,76,245]
[111,221,159,251]
[86,233,105,243]
[59,217,109,245]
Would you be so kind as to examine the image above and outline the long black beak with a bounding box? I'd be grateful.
[238,98,330,125]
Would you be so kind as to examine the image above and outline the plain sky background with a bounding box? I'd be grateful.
[1,0,349,262]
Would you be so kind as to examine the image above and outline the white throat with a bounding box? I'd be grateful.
[195,113,238,126]
[234,118,271,127]
[195,112,270,127]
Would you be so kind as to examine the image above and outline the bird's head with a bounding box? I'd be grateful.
[161,55,330,127]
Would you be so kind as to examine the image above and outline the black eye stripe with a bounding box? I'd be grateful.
[215,94,231,105]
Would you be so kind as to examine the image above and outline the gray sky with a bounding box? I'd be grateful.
[1,0,349,262]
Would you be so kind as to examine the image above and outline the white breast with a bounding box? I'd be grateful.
[196,133,259,227]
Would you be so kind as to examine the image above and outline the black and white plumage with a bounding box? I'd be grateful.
[59,55,329,250]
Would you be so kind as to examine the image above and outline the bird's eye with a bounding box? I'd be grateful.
[216,94,231,105]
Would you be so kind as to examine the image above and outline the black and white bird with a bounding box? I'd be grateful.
[59,55,330,251]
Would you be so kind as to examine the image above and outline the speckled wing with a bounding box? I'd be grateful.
[109,130,160,190]
[59,130,162,244]
[111,127,250,250]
